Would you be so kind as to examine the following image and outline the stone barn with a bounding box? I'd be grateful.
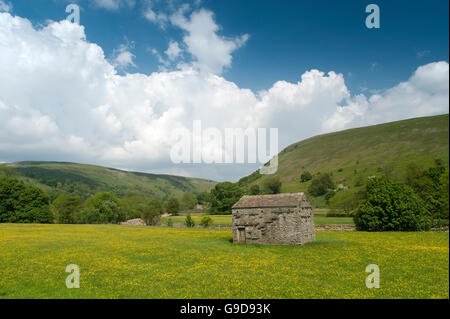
[232,193,315,245]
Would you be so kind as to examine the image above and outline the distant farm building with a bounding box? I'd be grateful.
[232,193,315,245]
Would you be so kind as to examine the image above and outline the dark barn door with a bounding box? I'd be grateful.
[238,227,246,243]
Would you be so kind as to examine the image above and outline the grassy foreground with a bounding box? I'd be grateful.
[0,224,448,299]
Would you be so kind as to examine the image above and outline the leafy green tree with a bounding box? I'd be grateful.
[300,171,313,183]
[0,179,23,222]
[0,179,52,223]
[196,192,212,205]
[249,184,261,195]
[210,182,243,214]
[119,195,147,220]
[439,168,449,220]
[354,177,431,231]
[199,216,214,228]
[77,192,125,224]
[308,173,334,196]
[262,176,282,194]
[185,213,195,228]
[141,199,162,226]
[180,193,197,210]
[405,164,446,224]
[52,194,83,224]
[166,197,180,216]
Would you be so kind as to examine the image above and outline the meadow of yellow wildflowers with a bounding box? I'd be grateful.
[0,224,448,299]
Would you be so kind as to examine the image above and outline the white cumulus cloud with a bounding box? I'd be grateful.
[112,43,136,69]
[0,11,448,181]
[170,8,250,74]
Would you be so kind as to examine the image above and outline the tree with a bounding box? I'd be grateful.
[0,179,23,222]
[354,177,431,231]
[141,199,162,226]
[249,184,261,195]
[210,182,243,214]
[300,171,312,183]
[180,193,197,210]
[405,163,446,224]
[196,192,212,205]
[77,192,125,224]
[439,168,449,220]
[307,173,334,196]
[52,194,83,224]
[262,176,282,194]
[185,213,195,228]
[166,197,180,216]
[119,195,148,220]
[0,179,53,223]
[199,216,214,228]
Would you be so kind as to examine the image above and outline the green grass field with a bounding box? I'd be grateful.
[161,214,233,226]
[160,214,354,226]
[0,224,448,299]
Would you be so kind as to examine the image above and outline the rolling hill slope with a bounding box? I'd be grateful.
[239,114,449,200]
[5,161,216,200]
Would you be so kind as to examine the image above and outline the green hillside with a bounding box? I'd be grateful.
[239,114,449,204]
[5,161,216,201]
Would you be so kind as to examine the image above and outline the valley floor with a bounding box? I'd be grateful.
[0,224,448,299]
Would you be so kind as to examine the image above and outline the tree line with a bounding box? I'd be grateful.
[1,161,448,231]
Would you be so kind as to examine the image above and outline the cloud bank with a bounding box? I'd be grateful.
[0,10,448,181]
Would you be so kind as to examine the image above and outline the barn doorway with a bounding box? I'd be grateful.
[237,227,246,243]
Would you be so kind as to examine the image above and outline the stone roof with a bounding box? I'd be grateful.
[232,193,307,209]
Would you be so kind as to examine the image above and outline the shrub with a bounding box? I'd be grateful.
[77,192,125,224]
[308,173,334,196]
[405,164,448,222]
[119,195,148,220]
[196,192,212,205]
[52,194,83,224]
[354,177,431,231]
[199,216,214,228]
[300,171,313,183]
[210,182,243,214]
[166,218,173,227]
[180,193,197,210]
[262,176,282,194]
[0,179,53,223]
[185,213,195,228]
[440,168,449,220]
[141,200,162,226]
[166,198,180,216]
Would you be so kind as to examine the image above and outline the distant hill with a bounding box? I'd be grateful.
[239,114,449,204]
[5,161,216,201]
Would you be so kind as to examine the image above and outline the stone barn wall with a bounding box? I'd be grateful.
[232,193,315,245]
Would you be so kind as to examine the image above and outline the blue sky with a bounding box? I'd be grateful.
[9,0,449,92]
[0,0,449,181]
